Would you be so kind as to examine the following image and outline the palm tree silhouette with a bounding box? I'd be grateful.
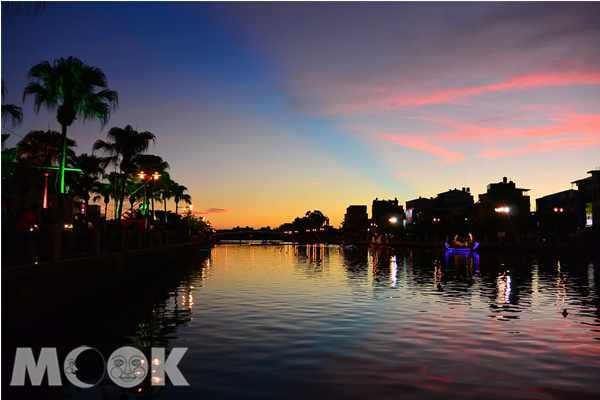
[16,129,76,167]
[68,153,108,217]
[23,56,118,195]
[133,154,169,221]
[16,129,76,208]
[93,173,130,220]
[2,79,23,127]
[93,125,155,219]
[173,184,192,219]
[155,172,176,224]
[92,181,114,220]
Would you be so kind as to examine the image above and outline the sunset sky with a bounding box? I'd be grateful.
[2,2,599,228]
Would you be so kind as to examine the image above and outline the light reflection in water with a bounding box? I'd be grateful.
[433,260,442,288]
[445,250,479,271]
[555,272,567,309]
[51,245,597,400]
[390,255,397,287]
[589,262,595,293]
[496,271,512,304]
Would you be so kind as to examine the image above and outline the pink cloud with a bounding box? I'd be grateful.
[387,71,600,107]
[432,112,600,144]
[376,111,600,161]
[480,136,600,159]
[409,71,600,106]
[309,182,322,186]
[317,71,600,115]
[395,173,407,178]
[377,133,465,164]
[197,208,229,214]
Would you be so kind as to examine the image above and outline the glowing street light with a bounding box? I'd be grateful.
[389,217,398,223]
[138,171,160,228]
[495,207,510,213]
[183,204,193,216]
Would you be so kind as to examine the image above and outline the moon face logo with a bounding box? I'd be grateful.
[63,346,105,388]
[107,346,148,388]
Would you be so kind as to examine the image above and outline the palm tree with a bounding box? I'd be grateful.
[133,154,169,220]
[173,184,192,218]
[92,173,130,220]
[92,125,155,219]
[156,172,176,224]
[92,181,115,220]
[23,56,118,195]
[68,153,108,217]
[16,129,76,208]
[16,129,76,167]
[2,79,23,127]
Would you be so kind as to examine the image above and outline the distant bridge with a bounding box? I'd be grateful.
[214,230,290,241]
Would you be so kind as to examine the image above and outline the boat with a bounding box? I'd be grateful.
[369,244,388,249]
[445,234,479,252]
[369,236,388,249]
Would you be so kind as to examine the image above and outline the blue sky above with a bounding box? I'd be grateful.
[2,2,599,228]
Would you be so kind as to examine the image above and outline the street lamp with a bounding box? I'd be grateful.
[183,204,193,216]
[138,171,160,229]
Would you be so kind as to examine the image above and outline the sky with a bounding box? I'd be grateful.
[2,2,599,229]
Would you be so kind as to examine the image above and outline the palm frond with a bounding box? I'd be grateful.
[2,104,23,127]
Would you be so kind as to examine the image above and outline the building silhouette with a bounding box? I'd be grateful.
[536,189,580,239]
[372,198,404,227]
[571,169,600,230]
[343,205,369,231]
[405,197,435,225]
[478,177,531,235]
[435,188,474,222]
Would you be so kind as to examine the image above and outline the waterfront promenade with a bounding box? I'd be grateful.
[1,227,209,318]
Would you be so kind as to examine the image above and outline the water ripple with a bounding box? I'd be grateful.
[142,245,600,399]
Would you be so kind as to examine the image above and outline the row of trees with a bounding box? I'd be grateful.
[2,57,194,223]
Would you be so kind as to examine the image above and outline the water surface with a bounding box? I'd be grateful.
[4,244,600,399]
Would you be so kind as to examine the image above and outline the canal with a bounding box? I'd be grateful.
[3,244,600,399]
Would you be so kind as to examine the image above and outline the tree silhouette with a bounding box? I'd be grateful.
[23,56,118,194]
[68,153,108,216]
[173,184,192,218]
[2,79,23,127]
[155,172,176,223]
[93,125,155,219]
[294,210,329,230]
[16,129,76,167]
[16,130,76,207]
[133,154,169,220]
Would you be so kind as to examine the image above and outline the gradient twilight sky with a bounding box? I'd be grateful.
[2,2,599,228]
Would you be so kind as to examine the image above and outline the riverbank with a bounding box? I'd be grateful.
[2,239,206,319]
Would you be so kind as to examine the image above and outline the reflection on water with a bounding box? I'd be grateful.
[497,271,511,304]
[3,245,600,399]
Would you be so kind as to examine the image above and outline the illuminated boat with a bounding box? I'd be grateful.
[369,236,387,249]
[445,234,479,252]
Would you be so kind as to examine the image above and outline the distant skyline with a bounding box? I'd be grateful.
[2,2,599,228]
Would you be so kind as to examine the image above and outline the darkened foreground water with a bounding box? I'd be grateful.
[3,244,600,399]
